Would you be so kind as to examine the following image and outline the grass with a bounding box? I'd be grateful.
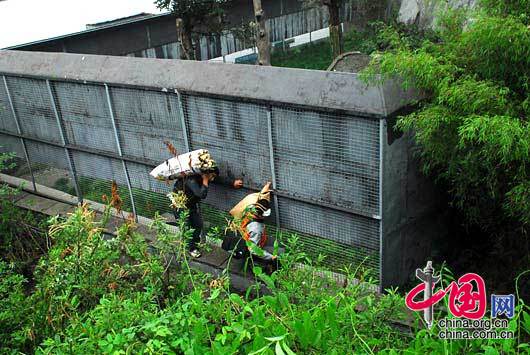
[271,41,336,70]
[271,28,379,70]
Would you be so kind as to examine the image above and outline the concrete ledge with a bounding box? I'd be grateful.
[0,50,419,117]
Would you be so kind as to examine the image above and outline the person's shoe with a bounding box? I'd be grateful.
[189,249,202,258]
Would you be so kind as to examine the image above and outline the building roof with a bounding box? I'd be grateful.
[85,12,155,29]
[3,12,171,50]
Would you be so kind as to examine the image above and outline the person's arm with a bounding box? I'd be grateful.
[212,175,244,189]
[185,176,208,199]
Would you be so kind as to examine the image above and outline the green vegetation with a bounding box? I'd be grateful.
[0,153,48,279]
[270,30,378,70]
[0,201,527,353]
[55,176,175,218]
[359,0,530,300]
[271,22,433,70]
[1,152,529,353]
[271,40,336,70]
[3,1,530,350]
[364,1,529,231]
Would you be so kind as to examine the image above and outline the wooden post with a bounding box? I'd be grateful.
[324,0,343,59]
[253,0,271,66]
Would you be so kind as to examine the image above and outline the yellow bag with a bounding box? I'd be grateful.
[229,183,272,219]
[229,192,260,219]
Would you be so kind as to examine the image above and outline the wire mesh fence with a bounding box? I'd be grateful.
[272,106,380,218]
[25,140,78,198]
[53,81,119,154]
[4,76,61,144]
[110,86,187,161]
[0,79,18,134]
[0,74,383,281]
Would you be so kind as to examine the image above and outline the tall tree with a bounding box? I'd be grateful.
[304,0,344,59]
[252,0,271,65]
[154,0,231,60]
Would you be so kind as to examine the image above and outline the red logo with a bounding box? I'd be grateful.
[405,261,487,327]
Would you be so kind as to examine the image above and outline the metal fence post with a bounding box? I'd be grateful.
[2,75,36,191]
[266,107,281,229]
[378,118,385,292]
[175,89,191,152]
[46,79,83,204]
[104,84,137,220]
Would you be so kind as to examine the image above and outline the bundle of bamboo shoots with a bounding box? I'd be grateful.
[150,149,217,181]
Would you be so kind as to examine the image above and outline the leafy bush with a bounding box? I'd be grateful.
[0,262,32,353]
[364,1,530,231]
[0,201,528,353]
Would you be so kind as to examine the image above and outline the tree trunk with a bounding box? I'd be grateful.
[253,0,271,66]
[176,18,195,60]
[325,0,343,59]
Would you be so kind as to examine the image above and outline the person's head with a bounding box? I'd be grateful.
[254,197,271,219]
[252,181,272,219]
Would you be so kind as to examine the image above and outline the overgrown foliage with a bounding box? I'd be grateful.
[0,152,48,277]
[364,1,530,232]
[0,145,528,352]
[0,198,528,353]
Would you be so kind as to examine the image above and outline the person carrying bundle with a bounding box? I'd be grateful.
[153,149,244,258]
[223,182,277,263]
[171,168,218,258]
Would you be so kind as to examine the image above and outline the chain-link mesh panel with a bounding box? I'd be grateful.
[70,150,133,213]
[109,86,186,162]
[182,93,271,189]
[272,107,380,218]
[0,78,18,134]
[181,93,275,237]
[0,76,384,282]
[126,161,174,218]
[4,76,60,143]
[52,81,118,153]
[277,196,380,277]
[25,140,78,198]
[0,133,31,182]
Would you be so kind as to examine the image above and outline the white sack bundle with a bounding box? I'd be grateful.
[150,149,216,181]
